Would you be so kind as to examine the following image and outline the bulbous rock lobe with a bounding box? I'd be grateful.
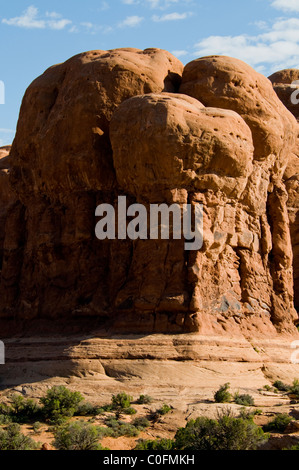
[180,56,297,165]
[10,48,183,198]
[110,93,254,201]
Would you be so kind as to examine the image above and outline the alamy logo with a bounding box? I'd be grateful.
[291,80,299,105]
[95,196,203,251]
[0,341,4,364]
[0,81,5,105]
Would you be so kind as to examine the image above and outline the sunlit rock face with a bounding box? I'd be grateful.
[0,51,298,335]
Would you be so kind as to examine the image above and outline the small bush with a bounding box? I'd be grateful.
[10,395,42,423]
[0,414,12,425]
[174,409,268,451]
[32,421,43,434]
[110,393,137,417]
[96,426,115,439]
[0,423,39,450]
[118,424,139,437]
[123,407,137,415]
[76,402,104,417]
[157,404,172,415]
[238,408,262,420]
[234,393,255,407]
[133,417,150,429]
[137,395,153,405]
[53,421,104,450]
[214,383,232,403]
[104,417,140,438]
[273,381,291,392]
[111,393,133,410]
[263,414,293,433]
[0,403,12,425]
[40,386,83,424]
[290,380,299,399]
[135,438,174,450]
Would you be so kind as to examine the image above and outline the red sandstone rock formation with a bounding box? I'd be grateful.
[0,145,16,276]
[0,50,297,334]
[269,69,299,312]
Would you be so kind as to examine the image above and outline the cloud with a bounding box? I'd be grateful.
[119,15,144,27]
[271,0,299,12]
[2,5,72,30]
[152,11,192,21]
[193,17,299,74]
[122,0,192,9]
[172,49,189,58]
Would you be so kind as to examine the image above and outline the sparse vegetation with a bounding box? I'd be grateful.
[53,421,106,450]
[137,395,153,405]
[40,386,83,424]
[133,416,150,429]
[289,380,299,399]
[1,384,296,451]
[76,402,104,417]
[234,393,255,407]
[135,438,174,450]
[214,383,232,403]
[10,394,42,423]
[104,417,140,437]
[32,421,43,434]
[110,393,137,417]
[157,404,172,415]
[273,381,291,392]
[0,423,39,450]
[263,413,293,433]
[174,409,268,451]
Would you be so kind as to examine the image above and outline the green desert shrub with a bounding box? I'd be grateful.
[234,393,255,407]
[133,417,150,429]
[214,383,232,403]
[290,380,299,399]
[10,394,42,423]
[263,414,293,433]
[111,393,133,410]
[32,421,43,434]
[75,402,104,417]
[238,408,262,420]
[157,404,172,415]
[0,423,39,450]
[104,417,140,438]
[110,393,137,416]
[135,438,174,450]
[174,409,268,451]
[0,403,12,425]
[273,381,291,392]
[137,395,153,405]
[40,386,83,424]
[53,421,105,451]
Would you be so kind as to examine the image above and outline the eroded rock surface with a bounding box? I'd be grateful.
[269,69,299,311]
[0,51,298,335]
[0,145,16,273]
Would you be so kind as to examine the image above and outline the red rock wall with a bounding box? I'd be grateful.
[0,50,297,334]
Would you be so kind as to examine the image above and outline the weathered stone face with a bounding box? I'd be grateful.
[269,68,299,312]
[0,50,297,335]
